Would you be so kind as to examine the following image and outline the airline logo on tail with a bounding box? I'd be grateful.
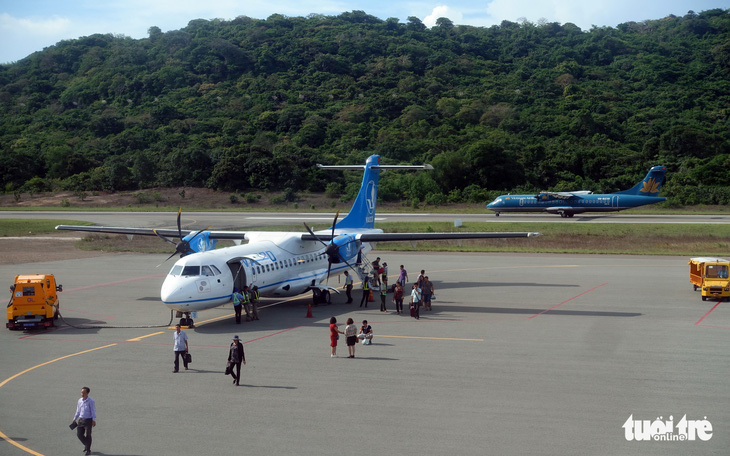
[366,180,376,219]
[641,178,662,194]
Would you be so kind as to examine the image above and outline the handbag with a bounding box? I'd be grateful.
[224,362,232,375]
[69,421,78,430]
[184,352,192,364]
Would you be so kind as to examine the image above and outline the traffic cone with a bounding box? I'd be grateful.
[368,290,374,302]
[305,302,313,318]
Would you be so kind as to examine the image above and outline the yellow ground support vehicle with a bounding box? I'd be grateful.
[689,258,730,301]
[6,274,62,330]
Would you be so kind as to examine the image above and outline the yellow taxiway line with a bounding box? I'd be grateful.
[0,344,118,456]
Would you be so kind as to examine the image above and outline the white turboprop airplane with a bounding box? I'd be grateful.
[56,155,540,326]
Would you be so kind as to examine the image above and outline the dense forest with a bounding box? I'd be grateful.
[1,9,729,206]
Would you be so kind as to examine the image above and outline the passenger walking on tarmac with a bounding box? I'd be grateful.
[249,284,260,320]
[380,285,388,312]
[232,288,245,324]
[227,335,246,385]
[330,317,344,357]
[410,284,422,320]
[358,320,374,344]
[359,275,371,308]
[71,386,96,455]
[398,265,408,287]
[381,262,389,289]
[172,324,189,372]
[393,282,404,314]
[344,317,358,358]
[343,271,354,303]
[422,276,435,311]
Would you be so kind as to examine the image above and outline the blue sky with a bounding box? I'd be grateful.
[1,0,727,64]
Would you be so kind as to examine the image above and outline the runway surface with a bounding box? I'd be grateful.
[1,251,728,455]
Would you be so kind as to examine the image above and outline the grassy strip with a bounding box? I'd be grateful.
[3,219,728,256]
[0,219,93,236]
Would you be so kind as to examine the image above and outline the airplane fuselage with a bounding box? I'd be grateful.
[160,231,372,313]
[486,194,666,216]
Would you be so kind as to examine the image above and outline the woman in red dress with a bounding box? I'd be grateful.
[330,316,344,358]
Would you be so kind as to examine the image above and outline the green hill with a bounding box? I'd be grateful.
[1,9,728,206]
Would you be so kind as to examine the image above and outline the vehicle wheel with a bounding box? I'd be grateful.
[693,285,698,291]
[323,290,331,304]
[702,296,707,301]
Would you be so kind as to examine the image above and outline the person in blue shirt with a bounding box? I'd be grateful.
[72,386,96,455]
[173,324,189,372]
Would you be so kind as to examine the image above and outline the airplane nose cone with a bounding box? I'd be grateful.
[161,277,186,307]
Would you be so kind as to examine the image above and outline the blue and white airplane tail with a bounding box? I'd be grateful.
[318,155,433,230]
[616,166,667,197]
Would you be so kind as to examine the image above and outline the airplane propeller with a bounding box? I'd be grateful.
[303,211,359,281]
[154,208,212,265]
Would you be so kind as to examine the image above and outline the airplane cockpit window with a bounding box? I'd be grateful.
[181,266,200,276]
[170,265,183,276]
[211,265,222,275]
[201,266,214,276]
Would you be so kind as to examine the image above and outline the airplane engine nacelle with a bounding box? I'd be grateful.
[331,235,361,263]
[183,231,218,253]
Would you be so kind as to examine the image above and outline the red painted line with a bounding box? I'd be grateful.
[64,274,166,293]
[528,282,609,319]
[695,301,721,326]
[244,326,303,343]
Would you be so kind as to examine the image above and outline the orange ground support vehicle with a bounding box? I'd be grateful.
[689,258,730,301]
[6,274,62,330]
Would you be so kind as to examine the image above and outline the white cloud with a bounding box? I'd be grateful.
[423,5,464,27]
[0,13,75,63]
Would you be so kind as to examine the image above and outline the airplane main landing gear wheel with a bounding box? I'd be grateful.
[312,289,332,305]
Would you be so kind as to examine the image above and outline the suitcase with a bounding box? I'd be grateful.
[410,305,416,318]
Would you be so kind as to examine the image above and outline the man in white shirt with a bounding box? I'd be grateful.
[71,386,96,455]
[173,324,189,372]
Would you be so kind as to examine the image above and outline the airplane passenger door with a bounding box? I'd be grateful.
[612,196,619,208]
[227,259,247,291]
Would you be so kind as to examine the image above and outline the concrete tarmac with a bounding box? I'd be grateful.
[1,252,729,455]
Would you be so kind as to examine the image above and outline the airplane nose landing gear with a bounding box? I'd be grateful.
[177,311,195,328]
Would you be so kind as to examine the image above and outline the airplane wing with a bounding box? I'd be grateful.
[57,225,540,242]
[55,225,247,240]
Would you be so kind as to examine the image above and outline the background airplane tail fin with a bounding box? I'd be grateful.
[318,155,433,230]
[616,166,666,197]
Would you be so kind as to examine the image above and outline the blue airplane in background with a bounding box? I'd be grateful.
[486,166,667,218]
